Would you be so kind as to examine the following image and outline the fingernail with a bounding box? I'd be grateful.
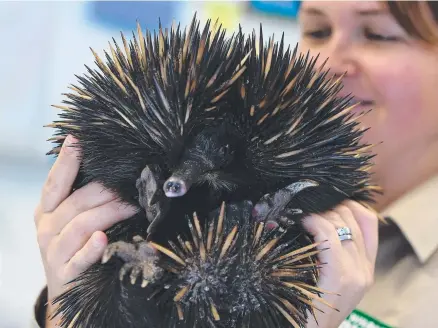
[92,235,104,248]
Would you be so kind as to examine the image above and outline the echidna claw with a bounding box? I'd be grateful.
[102,241,136,264]
[252,180,319,225]
[280,208,303,217]
[101,235,163,285]
[137,164,171,227]
[278,215,299,227]
[284,179,319,193]
[132,235,145,243]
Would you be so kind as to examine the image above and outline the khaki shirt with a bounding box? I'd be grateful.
[355,174,438,328]
[31,176,438,328]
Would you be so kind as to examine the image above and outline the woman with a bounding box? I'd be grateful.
[32,2,437,328]
[298,1,438,327]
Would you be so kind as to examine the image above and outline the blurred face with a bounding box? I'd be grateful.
[298,1,438,192]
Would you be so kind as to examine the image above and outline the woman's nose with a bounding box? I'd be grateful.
[328,57,358,78]
[317,36,359,78]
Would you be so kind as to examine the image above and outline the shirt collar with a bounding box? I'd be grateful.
[380,174,438,264]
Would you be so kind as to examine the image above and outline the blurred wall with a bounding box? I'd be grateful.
[0,2,300,327]
[0,1,301,165]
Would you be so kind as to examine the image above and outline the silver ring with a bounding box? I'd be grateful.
[336,227,353,241]
[339,234,353,241]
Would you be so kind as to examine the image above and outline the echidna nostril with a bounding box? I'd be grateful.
[168,181,180,193]
[164,179,187,197]
[165,181,174,191]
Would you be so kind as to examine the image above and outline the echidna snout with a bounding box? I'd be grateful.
[162,123,241,198]
[164,178,189,197]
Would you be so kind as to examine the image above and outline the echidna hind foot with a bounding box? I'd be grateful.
[252,177,375,230]
[252,179,320,228]
[102,235,164,285]
[50,212,164,328]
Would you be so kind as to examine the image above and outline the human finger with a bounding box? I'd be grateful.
[64,231,108,278]
[336,203,368,257]
[52,199,139,265]
[40,135,81,214]
[47,182,118,236]
[343,200,379,264]
[326,205,364,258]
[301,214,344,275]
[324,206,374,283]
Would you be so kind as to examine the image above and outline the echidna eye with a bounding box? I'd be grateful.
[220,144,231,156]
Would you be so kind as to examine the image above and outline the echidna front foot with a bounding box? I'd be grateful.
[252,180,320,228]
[136,164,171,234]
[102,235,164,286]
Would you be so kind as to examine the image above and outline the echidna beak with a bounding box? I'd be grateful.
[163,178,188,197]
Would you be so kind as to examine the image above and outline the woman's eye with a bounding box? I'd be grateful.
[303,28,332,40]
[364,28,400,42]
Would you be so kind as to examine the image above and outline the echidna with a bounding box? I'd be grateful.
[45,14,380,328]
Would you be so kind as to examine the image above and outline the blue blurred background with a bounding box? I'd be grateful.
[0,1,300,326]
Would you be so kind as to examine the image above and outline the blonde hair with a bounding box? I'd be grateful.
[386,1,438,44]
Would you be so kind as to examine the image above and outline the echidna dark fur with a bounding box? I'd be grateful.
[46,14,381,328]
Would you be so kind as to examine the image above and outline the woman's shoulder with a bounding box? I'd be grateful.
[356,174,438,328]
[380,174,438,263]
[358,228,438,327]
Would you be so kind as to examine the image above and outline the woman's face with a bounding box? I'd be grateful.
[298,1,438,190]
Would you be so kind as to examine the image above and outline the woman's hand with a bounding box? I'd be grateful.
[33,135,138,327]
[302,200,379,328]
